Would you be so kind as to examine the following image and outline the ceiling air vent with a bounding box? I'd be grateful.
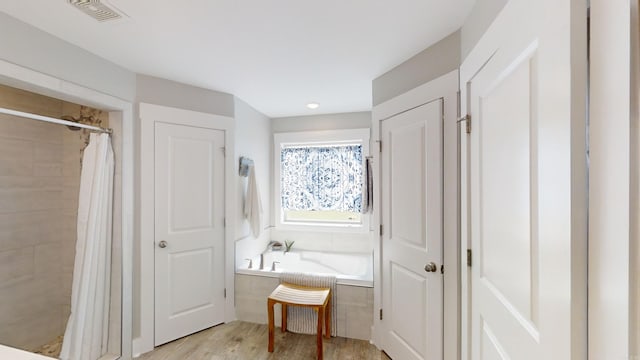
[68,0,125,22]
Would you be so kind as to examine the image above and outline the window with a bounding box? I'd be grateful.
[281,144,363,223]
[274,129,370,229]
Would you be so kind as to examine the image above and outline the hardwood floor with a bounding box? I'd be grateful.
[139,321,391,360]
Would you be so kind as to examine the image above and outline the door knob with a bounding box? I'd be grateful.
[424,262,437,273]
[158,240,168,248]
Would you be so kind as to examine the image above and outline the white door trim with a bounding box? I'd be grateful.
[138,103,236,355]
[0,59,135,360]
[371,69,459,360]
[589,0,634,358]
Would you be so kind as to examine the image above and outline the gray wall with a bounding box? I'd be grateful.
[272,112,371,133]
[372,0,508,106]
[233,97,272,269]
[136,75,234,117]
[372,31,461,106]
[0,12,136,102]
[460,0,509,60]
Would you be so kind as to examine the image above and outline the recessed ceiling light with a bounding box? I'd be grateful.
[306,102,320,110]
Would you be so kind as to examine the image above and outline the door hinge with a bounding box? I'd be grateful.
[467,249,472,267]
[456,90,461,119]
[379,224,383,236]
[466,115,472,134]
[458,114,471,134]
[221,147,226,156]
[441,265,445,274]
[376,140,382,153]
[223,218,226,227]
[224,288,227,298]
[379,308,383,320]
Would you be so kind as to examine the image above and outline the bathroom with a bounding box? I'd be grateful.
[0,1,637,359]
[0,22,381,354]
[0,75,377,358]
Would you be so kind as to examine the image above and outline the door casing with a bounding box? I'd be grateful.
[138,103,236,355]
[371,70,460,360]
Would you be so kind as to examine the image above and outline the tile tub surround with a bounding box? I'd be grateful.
[239,249,373,287]
[270,229,373,254]
[0,84,113,352]
[235,274,374,341]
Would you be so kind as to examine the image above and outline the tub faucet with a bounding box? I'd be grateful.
[271,261,280,272]
[259,253,264,270]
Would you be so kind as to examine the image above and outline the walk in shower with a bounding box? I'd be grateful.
[0,84,123,359]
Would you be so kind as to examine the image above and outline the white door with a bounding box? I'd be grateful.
[154,122,226,346]
[464,0,586,359]
[381,100,443,360]
[469,49,540,359]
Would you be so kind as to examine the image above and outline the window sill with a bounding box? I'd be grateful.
[275,221,369,234]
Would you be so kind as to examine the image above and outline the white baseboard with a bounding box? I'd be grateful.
[132,338,146,358]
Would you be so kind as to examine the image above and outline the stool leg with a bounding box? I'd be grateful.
[282,304,288,333]
[325,298,331,338]
[268,299,275,352]
[317,307,324,360]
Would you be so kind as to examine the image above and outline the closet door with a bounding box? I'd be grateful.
[460,0,587,359]
[380,99,444,360]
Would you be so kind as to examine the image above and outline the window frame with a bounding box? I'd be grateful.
[274,128,370,232]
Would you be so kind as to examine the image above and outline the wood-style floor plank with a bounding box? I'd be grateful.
[138,321,391,360]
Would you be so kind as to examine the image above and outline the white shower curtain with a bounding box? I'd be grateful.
[61,133,114,360]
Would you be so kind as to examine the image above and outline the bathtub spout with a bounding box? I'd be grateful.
[271,261,280,272]
[259,253,264,270]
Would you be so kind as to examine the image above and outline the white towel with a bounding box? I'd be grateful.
[244,165,262,237]
[280,272,337,336]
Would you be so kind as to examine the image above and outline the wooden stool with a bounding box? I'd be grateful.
[267,283,331,360]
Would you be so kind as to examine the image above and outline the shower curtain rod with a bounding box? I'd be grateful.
[0,107,113,134]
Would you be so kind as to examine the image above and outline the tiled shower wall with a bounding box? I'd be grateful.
[0,85,108,351]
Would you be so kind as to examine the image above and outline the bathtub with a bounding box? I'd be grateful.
[236,249,373,287]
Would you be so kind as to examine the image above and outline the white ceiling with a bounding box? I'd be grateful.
[1,0,475,117]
